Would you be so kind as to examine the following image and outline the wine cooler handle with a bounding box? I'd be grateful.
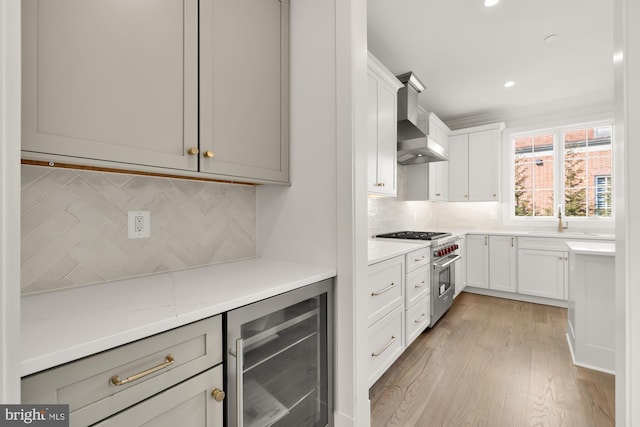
[236,338,244,427]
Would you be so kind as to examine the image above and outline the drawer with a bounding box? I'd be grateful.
[22,316,222,427]
[406,247,431,272]
[518,237,569,251]
[405,263,430,308]
[368,305,404,387]
[406,295,430,346]
[368,256,404,326]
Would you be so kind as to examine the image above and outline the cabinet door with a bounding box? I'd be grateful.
[448,134,469,201]
[454,236,467,297]
[489,235,517,292]
[200,0,289,183]
[466,235,489,289]
[518,249,566,299]
[429,161,449,201]
[367,72,381,193]
[468,130,500,201]
[94,366,223,427]
[21,0,199,171]
[376,81,398,195]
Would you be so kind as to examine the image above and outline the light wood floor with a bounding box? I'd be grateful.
[369,292,615,427]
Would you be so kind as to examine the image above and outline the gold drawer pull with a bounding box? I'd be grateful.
[415,280,426,288]
[414,255,426,262]
[414,313,427,324]
[371,282,395,296]
[203,150,215,158]
[372,335,397,357]
[110,354,174,386]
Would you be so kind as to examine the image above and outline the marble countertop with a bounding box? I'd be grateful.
[566,241,616,256]
[21,257,336,377]
[368,239,431,265]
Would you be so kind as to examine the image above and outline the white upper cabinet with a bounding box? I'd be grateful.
[22,0,289,184]
[448,134,470,202]
[448,123,504,202]
[199,0,288,183]
[367,53,403,196]
[21,0,199,172]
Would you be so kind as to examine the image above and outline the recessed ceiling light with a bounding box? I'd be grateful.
[484,0,500,6]
[544,34,559,43]
[504,81,515,88]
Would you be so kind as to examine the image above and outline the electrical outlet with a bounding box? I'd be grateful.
[128,211,150,238]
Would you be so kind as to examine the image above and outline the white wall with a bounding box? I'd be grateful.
[614,1,640,425]
[0,0,21,403]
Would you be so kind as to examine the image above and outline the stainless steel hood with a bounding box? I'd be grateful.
[396,72,448,165]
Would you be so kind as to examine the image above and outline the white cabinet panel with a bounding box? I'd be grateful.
[406,295,430,346]
[466,235,489,289]
[489,235,517,293]
[448,134,469,202]
[368,305,404,387]
[367,256,404,326]
[468,130,500,201]
[518,249,566,300]
[367,53,402,196]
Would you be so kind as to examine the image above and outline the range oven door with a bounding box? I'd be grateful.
[431,254,460,326]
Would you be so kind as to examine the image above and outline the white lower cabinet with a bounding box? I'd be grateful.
[367,304,404,387]
[21,316,223,427]
[466,235,489,289]
[489,235,517,293]
[406,295,430,345]
[518,237,568,300]
[518,248,567,300]
[367,255,404,326]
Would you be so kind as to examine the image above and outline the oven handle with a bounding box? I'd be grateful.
[433,254,461,269]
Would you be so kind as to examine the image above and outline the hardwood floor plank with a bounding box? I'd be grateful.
[369,293,615,427]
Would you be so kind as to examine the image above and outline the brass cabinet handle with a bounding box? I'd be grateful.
[203,150,215,158]
[376,182,385,187]
[211,388,225,402]
[415,280,426,288]
[372,335,397,357]
[415,255,426,262]
[110,355,174,386]
[436,193,441,196]
[371,282,395,296]
[187,147,199,155]
[414,313,427,324]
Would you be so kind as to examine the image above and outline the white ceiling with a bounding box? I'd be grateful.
[367,0,614,127]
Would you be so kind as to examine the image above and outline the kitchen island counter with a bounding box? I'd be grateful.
[21,257,336,377]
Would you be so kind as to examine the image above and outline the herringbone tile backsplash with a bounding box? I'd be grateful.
[21,166,256,294]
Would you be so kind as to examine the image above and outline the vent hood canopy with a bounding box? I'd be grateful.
[396,72,448,165]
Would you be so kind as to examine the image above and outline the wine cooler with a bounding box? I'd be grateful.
[226,279,333,427]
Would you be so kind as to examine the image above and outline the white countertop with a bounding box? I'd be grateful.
[566,241,616,256]
[368,239,431,265]
[464,229,615,240]
[21,257,336,377]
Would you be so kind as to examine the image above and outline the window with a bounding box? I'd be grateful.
[512,123,613,218]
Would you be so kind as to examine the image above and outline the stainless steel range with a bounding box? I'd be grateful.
[375,231,462,326]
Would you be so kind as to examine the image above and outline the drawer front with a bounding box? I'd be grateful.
[518,237,569,251]
[94,365,223,427]
[406,247,431,272]
[368,305,404,387]
[22,316,222,427]
[406,295,430,346]
[405,264,430,308]
[368,256,404,326]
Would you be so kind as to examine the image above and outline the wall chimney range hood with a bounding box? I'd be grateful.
[396,72,448,165]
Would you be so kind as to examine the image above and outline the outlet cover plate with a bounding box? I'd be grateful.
[128,211,150,238]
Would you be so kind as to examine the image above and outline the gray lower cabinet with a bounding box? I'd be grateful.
[21,0,289,184]
[21,316,223,427]
[94,366,223,427]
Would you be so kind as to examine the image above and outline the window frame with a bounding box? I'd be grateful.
[509,119,614,223]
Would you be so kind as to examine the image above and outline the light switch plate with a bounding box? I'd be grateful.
[128,211,150,238]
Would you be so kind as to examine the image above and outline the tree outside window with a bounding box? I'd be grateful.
[513,123,613,218]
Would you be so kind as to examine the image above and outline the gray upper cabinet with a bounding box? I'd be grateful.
[200,0,289,183]
[21,0,199,172]
[21,0,289,184]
